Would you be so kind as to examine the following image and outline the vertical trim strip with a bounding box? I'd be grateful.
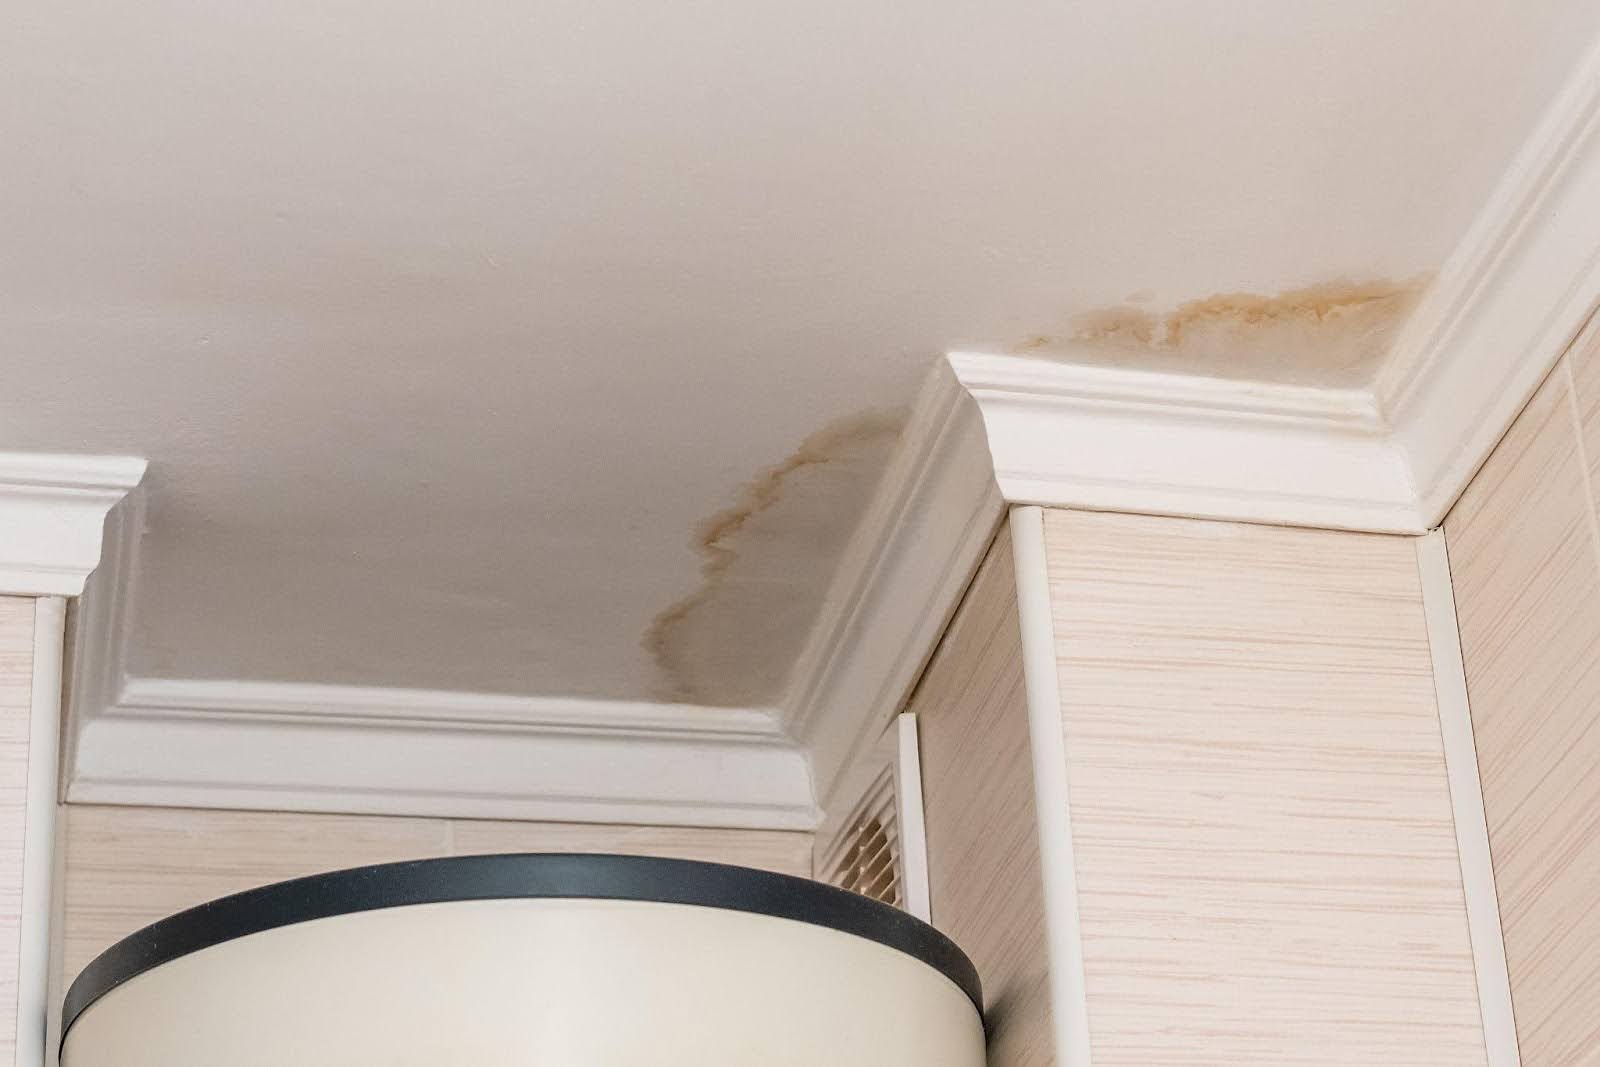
[1416,530,1521,1067]
[893,714,933,923]
[1008,506,1093,1067]
[20,597,64,1067]
[1562,356,1600,578]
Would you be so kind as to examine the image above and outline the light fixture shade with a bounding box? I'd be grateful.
[62,853,985,1066]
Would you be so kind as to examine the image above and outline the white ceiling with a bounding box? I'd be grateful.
[5,0,1598,709]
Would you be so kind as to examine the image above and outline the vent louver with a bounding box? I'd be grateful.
[821,766,902,908]
[815,713,930,920]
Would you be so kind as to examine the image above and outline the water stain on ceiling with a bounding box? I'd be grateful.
[1019,276,1429,386]
[645,278,1427,707]
[644,410,905,707]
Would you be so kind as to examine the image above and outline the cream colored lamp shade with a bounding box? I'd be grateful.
[61,853,985,1066]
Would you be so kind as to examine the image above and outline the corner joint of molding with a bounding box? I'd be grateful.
[944,350,1422,533]
[783,357,1006,806]
[1375,30,1600,523]
[0,452,148,596]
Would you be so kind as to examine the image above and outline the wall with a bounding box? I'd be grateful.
[1040,508,1486,1066]
[902,510,1495,1066]
[1443,331,1600,1067]
[58,804,812,990]
[908,524,1053,1066]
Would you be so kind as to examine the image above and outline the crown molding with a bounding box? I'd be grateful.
[0,453,147,596]
[68,676,819,830]
[1377,34,1600,525]
[782,361,1006,803]
[949,351,1423,533]
[65,488,145,782]
[108,675,789,739]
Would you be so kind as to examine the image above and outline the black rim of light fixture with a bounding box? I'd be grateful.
[61,852,983,1044]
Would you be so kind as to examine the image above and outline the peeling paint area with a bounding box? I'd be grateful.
[1023,277,1429,385]
[644,410,905,706]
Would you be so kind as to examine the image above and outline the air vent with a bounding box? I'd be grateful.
[821,765,901,907]
[816,714,930,920]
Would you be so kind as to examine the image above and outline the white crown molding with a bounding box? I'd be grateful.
[68,676,819,830]
[65,487,145,785]
[1378,34,1600,525]
[0,453,147,596]
[781,360,1006,803]
[109,675,791,739]
[949,350,1423,533]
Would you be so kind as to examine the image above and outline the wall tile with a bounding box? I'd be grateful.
[1046,509,1484,1067]
[1445,362,1600,1067]
[910,524,1054,1067]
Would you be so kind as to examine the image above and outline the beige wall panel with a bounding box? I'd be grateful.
[1447,359,1600,1067]
[0,598,34,1062]
[1043,509,1484,1067]
[910,525,1053,1066]
[447,819,813,877]
[61,805,451,986]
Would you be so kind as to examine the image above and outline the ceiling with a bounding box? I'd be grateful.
[5,0,1598,711]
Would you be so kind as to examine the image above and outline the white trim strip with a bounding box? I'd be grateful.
[892,713,932,923]
[20,597,66,1067]
[1417,530,1521,1067]
[1008,506,1092,1067]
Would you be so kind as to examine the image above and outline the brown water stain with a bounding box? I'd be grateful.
[644,409,905,705]
[1024,276,1430,385]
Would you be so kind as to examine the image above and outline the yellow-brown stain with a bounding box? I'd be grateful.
[1025,276,1430,384]
[644,410,905,704]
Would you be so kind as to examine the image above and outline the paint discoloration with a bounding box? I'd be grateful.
[1023,277,1429,385]
[645,410,905,705]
